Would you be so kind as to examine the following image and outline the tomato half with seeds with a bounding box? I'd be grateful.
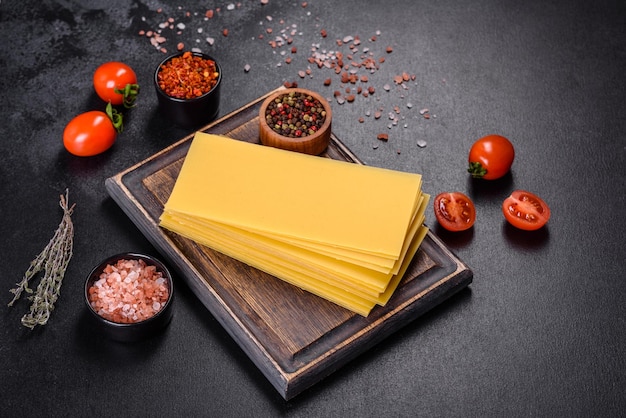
[502,190,550,230]
[433,192,476,232]
[93,62,139,108]
[63,104,123,157]
[468,134,515,180]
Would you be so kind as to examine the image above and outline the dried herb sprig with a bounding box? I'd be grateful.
[8,189,75,329]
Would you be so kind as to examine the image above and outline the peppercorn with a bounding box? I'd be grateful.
[264,91,327,138]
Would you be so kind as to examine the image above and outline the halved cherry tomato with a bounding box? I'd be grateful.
[93,62,139,108]
[502,190,550,230]
[468,134,515,180]
[434,192,476,232]
[63,103,122,157]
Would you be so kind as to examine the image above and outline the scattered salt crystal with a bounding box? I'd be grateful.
[227,3,235,10]
[206,37,215,45]
[417,139,427,148]
[176,22,186,30]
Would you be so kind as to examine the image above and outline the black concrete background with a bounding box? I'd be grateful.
[1,0,625,416]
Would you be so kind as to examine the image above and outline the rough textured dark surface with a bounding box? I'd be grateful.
[1,0,625,416]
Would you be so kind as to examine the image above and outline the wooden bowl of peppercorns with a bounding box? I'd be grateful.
[259,88,332,155]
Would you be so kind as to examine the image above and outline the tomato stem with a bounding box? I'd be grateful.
[468,161,487,179]
[114,83,140,109]
[105,102,124,133]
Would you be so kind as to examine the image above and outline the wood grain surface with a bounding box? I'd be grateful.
[105,87,472,399]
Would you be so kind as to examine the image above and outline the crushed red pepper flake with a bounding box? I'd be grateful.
[377,133,389,142]
[157,51,219,99]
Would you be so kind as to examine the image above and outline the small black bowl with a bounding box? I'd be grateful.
[84,252,174,343]
[154,51,222,129]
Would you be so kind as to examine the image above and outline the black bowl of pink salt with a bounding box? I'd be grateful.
[154,51,222,129]
[84,253,174,342]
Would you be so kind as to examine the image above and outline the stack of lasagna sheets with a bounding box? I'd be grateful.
[160,133,430,316]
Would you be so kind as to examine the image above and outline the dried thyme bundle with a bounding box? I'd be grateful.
[8,189,75,329]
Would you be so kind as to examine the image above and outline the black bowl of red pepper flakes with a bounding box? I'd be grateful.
[154,51,222,129]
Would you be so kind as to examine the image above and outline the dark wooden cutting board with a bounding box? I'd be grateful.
[105,87,472,400]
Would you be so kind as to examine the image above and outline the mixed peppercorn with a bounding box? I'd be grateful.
[265,91,327,138]
[157,51,219,99]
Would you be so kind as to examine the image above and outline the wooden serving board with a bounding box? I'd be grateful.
[105,87,472,400]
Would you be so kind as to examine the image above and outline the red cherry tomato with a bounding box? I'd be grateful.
[433,192,476,232]
[63,104,122,156]
[468,134,515,180]
[93,62,139,108]
[502,190,550,230]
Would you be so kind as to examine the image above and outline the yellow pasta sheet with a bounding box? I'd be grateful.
[160,133,430,316]
[162,133,422,261]
[161,193,429,294]
[160,213,429,315]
